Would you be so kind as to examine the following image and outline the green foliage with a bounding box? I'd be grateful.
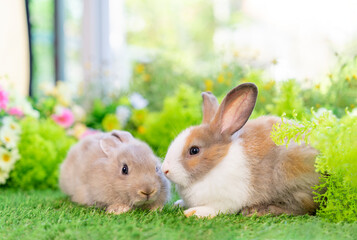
[135,85,202,157]
[6,118,76,190]
[85,99,119,130]
[271,111,357,222]
[131,55,203,111]
[267,80,306,119]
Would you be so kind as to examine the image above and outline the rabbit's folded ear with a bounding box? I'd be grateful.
[100,133,122,157]
[111,130,133,142]
[211,83,258,135]
[202,92,219,124]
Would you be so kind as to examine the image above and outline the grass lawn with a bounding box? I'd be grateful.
[0,189,356,240]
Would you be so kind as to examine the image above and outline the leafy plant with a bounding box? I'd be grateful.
[271,110,357,222]
[6,118,76,190]
[135,84,202,157]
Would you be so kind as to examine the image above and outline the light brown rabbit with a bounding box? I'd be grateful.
[162,83,320,218]
[60,130,170,214]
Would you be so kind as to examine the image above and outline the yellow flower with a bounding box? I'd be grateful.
[73,123,87,139]
[328,73,333,79]
[260,96,266,103]
[350,104,355,109]
[217,74,224,83]
[346,76,351,82]
[138,126,146,134]
[271,59,278,65]
[352,74,357,80]
[135,64,145,74]
[315,103,321,109]
[143,74,151,82]
[315,84,321,89]
[204,79,214,92]
[263,80,276,90]
[102,114,121,131]
[233,51,239,57]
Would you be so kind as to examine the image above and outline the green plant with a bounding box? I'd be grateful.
[6,118,76,190]
[135,84,202,157]
[271,110,357,222]
[267,79,306,119]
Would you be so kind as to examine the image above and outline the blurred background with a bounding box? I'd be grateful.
[2,0,357,96]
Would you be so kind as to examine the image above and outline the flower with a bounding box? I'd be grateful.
[0,125,20,149]
[51,107,75,128]
[0,88,9,110]
[72,123,88,139]
[135,64,145,74]
[102,114,120,131]
[138,126,146,134]
[143,74,151,82]
[0,168,9,184]
[7,107,24,118]
[72,105,86,122]
[129,93,148,109]
[116,106,131,128]
[217,74,224,83]
[0,147,19,172]
[80,128,100,139]
[204,79,213,92]
[2,117,21,134]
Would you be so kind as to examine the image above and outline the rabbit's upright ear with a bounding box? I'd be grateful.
[211,83,258,135]
[202,92,219,124]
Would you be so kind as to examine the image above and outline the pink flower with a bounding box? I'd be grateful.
[80,129,100,139]
[51,108,75,128]
[0,89,9,110]
[7,107,24,118]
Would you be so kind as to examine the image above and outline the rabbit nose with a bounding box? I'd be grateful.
[139,189,156,198]
[161,162,169,175]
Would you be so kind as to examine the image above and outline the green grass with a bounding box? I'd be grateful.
[0,189,356,240]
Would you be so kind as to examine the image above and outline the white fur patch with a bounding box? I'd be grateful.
[162,128,192,187]
[178,140,251,214]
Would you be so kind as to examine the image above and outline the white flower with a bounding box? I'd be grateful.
[72,105,86,122]
[116,106,131,127]
[0,147,19,172]
[0,168,10,184]
[0,125,20,149]
[22,100,40,118]
[2,116,21,134]
[129,93,148,109]
[350,108,357,117]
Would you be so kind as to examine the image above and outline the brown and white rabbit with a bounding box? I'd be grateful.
[162,83,320,218]
[60,130,171,214]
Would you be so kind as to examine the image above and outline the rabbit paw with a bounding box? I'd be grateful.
[174,199,185,208]
[106,204,131,215]
[184,206,218,218]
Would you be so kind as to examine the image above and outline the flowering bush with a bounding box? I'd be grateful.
[34,82,97,139]
[0,117,21,184]
[0,78,40,185]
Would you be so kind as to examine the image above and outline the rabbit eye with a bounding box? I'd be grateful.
[155,166,160,172]
[189,146,200,155]
[122,164,129,175]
